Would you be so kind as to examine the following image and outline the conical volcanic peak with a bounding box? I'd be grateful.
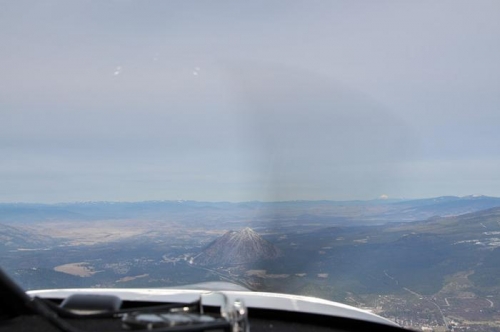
[194,228,280,266]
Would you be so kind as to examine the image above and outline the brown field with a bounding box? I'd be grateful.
[116,274,149,283]
[54,262,97,277]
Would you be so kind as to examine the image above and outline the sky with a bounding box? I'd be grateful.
[1,0,500,203]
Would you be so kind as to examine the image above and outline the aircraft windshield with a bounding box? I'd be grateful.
[1,1,500,330]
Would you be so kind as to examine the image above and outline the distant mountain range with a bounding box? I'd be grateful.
[380,195,500,221]
[193,227,280,266]
[2,196,500,225]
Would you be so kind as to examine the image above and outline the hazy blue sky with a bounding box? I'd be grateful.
[1,1,500,202]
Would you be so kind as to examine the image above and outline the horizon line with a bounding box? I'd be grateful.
[0,194,492,205]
